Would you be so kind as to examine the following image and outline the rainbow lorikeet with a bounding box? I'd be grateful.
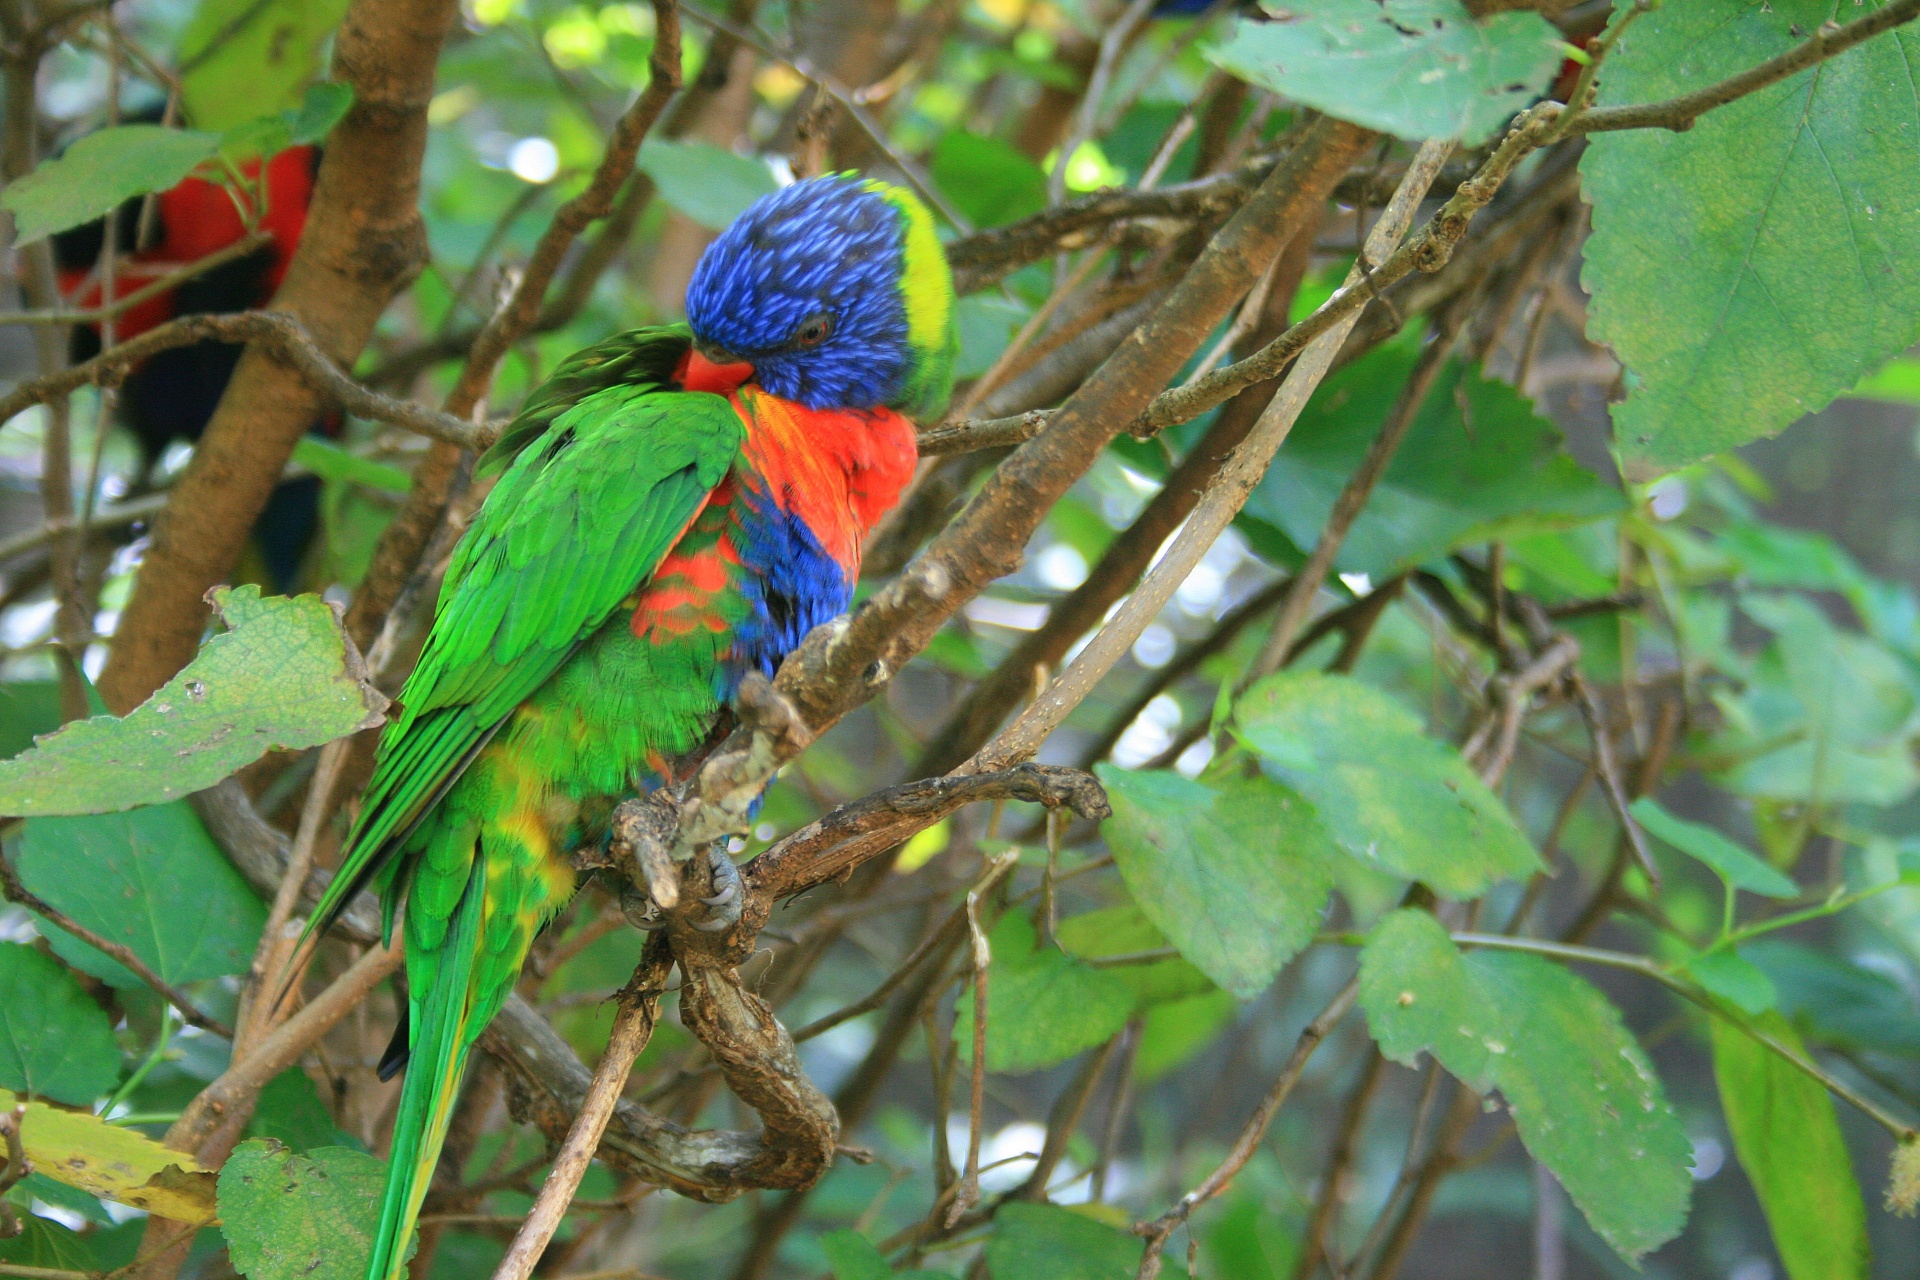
[305,175,956,1280]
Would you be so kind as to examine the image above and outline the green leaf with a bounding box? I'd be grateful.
[1711,594,1920,806]
[986,1203,1183,1280]
[1236,673,1540,898]
[636,139,779,230]
[1581,0,1920,469]
[1098,767,1335,999]
[953,913,1134,1074]
[1710,1013,1871,1280]
[247,1070,360,1152]
[1136,989,1237,1084]
[1358,912,1693,1261]
[954,295,1029,380]
[1628,799,1797,898]
[1357,909,1498,1089]
[293,437,413,493]
[1744,940,1920,1057]
[17,801,266,987]
[1241,349,1623,578]
[220,1140,404,1280]
[0,1088,217,1222]
[0,586,387,816]
[1685,947,1777,1016]
[180,0,352,131]
[931,132,1046,228]
[0,1216,97,1272]
[1055,904,1216,1006]
[0,125,219,244]
[819,1229,952,1280]
[288,82,355,144]
[18,1171,115,1225]
[0,681,62,761]
[0,942,120,1105]
[1206,0,1563,145]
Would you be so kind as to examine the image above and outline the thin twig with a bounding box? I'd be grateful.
[1570,0,1920,135]
[490,943,673,1280]
[973,139,1454,773]
[0,233,271,327]
[1134,976,1359,1279]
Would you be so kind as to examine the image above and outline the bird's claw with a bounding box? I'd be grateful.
[691,844,744,932]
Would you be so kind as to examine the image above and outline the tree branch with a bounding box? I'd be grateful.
[1570,0,1920,135]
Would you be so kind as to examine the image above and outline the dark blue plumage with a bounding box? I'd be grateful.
[685,176,911,411]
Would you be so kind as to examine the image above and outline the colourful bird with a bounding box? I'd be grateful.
[305,174,955,1280]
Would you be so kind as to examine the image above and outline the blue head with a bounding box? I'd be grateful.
[685,174,955,420]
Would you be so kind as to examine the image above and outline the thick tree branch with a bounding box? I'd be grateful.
[344,0,685,648]
[97,0,460,713]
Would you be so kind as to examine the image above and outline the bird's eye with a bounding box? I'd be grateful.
[793,314,834,349]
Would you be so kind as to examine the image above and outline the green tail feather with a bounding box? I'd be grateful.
[366,859,486,1280]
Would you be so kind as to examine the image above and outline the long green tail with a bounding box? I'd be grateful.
[366,860,487,1280]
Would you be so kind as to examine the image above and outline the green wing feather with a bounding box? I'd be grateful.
[306,327,740,942]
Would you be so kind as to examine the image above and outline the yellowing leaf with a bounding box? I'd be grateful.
[0,1088,216,1224]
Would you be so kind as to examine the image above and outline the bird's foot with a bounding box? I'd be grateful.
[691,844,744,932]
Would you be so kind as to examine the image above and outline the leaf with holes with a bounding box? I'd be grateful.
[1582,0,1920,470]
[1358,912,1692,1261]
[220,1140,402,1280]
[0,586,386,816]
[1098,767,1335,999]
[1236,672,1540,897]
[1208,0,1564,144]
[0,1088,217,1222]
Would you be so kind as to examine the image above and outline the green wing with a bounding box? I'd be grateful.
[308,331,739,937]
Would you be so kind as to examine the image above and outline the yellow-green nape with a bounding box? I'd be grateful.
[863,178,958,422]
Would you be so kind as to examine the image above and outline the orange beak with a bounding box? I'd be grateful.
[677,346,755,395]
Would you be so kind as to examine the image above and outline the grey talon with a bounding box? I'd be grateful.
[693,914,734,932]
[700,882,738,908]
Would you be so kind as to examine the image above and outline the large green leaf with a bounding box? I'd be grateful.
[931,132,1046,229]
[1207,0,1563,144]
[0,587,386,816]
[0,943,120,1105]
[953,913,1134,1074]
[219,1140,403,1280]
[1358,911,1692,1261]
[1581,0,1920,470]
[17,801,266,988]
[1236,672,1540,898]
[636,139,779,231]
[986,1203,1185,1280]
[179,0,352,131]
[1,125,218,244]
[1097,767,1334,999]
[1240,349,1623,578]
[1710,1013,1871,1280]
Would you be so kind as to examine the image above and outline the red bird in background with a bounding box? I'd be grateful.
[51,141,330,591]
